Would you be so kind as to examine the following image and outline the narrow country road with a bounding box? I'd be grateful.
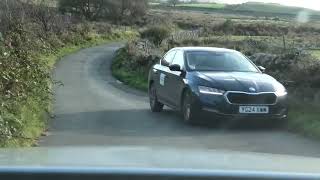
[40,43,320,158]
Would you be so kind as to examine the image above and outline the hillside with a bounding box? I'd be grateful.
[225,2,320,16]
[159,1,320,19]
[177,3,225,9]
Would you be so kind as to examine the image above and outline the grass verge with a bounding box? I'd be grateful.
[308,50,320,60]
[287,103,320,139]
[1,30,137,147]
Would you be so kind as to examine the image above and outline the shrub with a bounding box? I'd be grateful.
[141,26,171,46]
[221,19,234,35]
[58,0,148,22]
[181,39,201,46]
[0,22,51,144]
[250,51,320,89]
[204,21,301,37]
[176,21,200,30]
[112,42,162,91]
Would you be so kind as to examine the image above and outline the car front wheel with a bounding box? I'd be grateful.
[149,83,164,112]
[182,90,199,124]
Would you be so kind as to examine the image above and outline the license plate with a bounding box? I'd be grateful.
[239,106,269,114]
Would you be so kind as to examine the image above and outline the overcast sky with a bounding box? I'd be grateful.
[214,0,320,10]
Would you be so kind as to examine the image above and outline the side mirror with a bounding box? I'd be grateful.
[160,59,169,67]
[169,64,181,71]
[258,66,266,73]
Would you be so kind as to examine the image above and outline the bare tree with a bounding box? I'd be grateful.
[58,0,148,23]
[58,0,110,20]
[0,0,29,33]
[30,0,57,34]
[168,0,180,7]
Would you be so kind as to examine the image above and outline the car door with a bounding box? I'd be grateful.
[166,50,186,107]
[156,50,177,104]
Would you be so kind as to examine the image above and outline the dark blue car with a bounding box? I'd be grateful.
[148,47,288,124]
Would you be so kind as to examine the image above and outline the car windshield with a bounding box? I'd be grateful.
[186,51,258,72]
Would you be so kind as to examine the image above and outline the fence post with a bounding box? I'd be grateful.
[283,35,286,51]
[146,41,149,55]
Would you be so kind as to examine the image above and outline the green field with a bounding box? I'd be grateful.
[162,2,320,19]
[177,3,225,9]
[226,2,320,15]
[308,50,320,59]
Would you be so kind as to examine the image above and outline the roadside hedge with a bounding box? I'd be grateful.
[0,20,137,147]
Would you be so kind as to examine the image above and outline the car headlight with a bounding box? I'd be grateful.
[198,86,225,95]
[274,83,287,96]
[276,90,287,96]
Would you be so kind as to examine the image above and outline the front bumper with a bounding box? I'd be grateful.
[195,92,288,119]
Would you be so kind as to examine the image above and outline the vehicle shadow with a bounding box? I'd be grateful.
[215,117,285,131]
[49,108,281,136]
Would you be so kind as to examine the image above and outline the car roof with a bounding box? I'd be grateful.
[171,47,237,53]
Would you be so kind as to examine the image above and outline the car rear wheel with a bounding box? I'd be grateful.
[182,90,199,124]
[149,84,164,112]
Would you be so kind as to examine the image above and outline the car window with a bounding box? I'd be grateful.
[161,50,176,67]
[171,50,185,68]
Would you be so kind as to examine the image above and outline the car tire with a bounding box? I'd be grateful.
[149,83,164,112]
[182,89,200,124]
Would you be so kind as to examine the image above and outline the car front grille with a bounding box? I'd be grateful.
[226,92,277,105]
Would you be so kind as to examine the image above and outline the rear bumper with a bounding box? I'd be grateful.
[194,92,288,119]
